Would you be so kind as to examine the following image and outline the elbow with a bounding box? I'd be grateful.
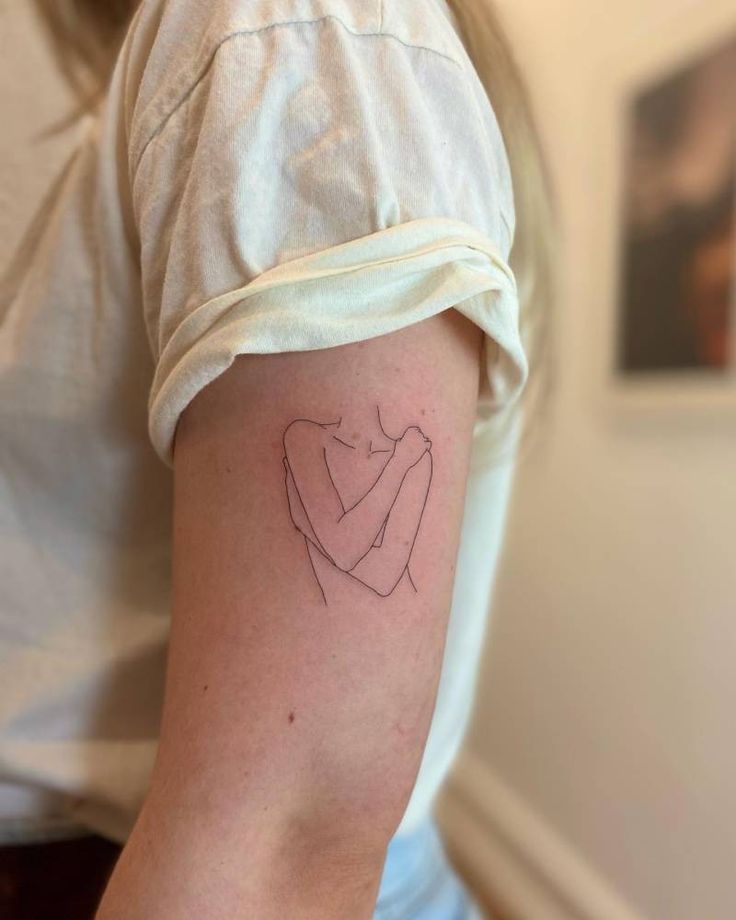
[367,573,402,598]
[317,531,365,573]
[328,547,363,573]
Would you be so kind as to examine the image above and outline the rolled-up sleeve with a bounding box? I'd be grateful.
[130,14,528,468]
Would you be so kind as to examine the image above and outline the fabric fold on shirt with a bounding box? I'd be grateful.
[148,215,528,468]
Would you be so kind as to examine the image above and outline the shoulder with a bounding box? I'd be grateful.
[283,418,334,454]
[125,0,467,171]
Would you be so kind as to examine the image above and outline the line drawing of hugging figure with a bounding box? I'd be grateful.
[282,406,433,604]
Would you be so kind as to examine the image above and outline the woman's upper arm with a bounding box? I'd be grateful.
[283,420,343,523]
[126,309,482,913]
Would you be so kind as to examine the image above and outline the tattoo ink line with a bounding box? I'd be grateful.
[282,409,433,603]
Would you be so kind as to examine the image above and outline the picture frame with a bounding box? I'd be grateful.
[597,14,736,419]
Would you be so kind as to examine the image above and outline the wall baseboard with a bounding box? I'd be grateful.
[435,751,646,920]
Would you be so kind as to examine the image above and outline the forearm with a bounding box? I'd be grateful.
[349,454,432,592]
[316,454,410,569]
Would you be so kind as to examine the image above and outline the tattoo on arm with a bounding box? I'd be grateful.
[282,405,433,603]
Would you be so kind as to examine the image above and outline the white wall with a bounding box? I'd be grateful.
[440,2,736,919]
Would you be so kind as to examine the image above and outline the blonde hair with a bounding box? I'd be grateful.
[32,0,557,464]
[445,0,557,463]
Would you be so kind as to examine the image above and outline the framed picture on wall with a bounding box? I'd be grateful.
[614,31,736,393]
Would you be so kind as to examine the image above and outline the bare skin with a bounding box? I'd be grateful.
[95,311,482,920]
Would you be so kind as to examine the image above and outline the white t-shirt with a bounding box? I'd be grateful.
[0,0,527,844]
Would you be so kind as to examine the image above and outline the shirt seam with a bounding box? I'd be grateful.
[132,14,464,179]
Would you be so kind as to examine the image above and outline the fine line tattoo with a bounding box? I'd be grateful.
[282,405,433,603]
